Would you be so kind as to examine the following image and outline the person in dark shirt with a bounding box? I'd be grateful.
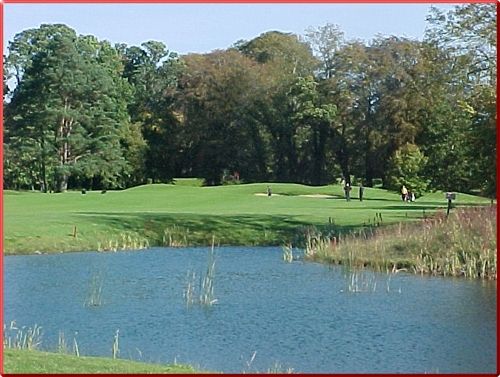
[344,183,352,202]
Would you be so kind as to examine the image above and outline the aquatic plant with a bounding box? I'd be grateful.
[58,331,68,354]
[57,330,80,357]
[3,321,43,350]
[73,332,80,357]
[183,271,197,307]
[97,232,149,252]
[304,229,333,260]
[242,350,257,372]
[112,329,120,359]
[282,244,293,263]
[344,269,377,293]
[199,241,217,306]
[85,271,105,307]
[162,225,190,247]
[267,361,295,374]
[183,240,218,307]
[301,206,496,279]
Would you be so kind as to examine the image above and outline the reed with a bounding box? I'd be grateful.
[267,361,295,374]
[97,232,149,252]
[302,206,496,279]
[304,229,333,260]
[73,332,80,357]
[183,271,197,307]
[85,271,104,307]
[112,329,120,359]
[242,350,257,372]
[3,322,43,351]
[282,244,293,263]
[162,225,190,247]
[344,269,377,293]
[58,331,68,354]
[183,239,218,307]
[199,240,217,306]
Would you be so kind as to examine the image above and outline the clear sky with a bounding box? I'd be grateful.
[4,3,458,55]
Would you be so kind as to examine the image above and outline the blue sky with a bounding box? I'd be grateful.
[4,3,458,55]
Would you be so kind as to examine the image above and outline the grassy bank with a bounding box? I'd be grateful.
[3,348,199,374]
[4,181,491,254]
[303,206,496,279]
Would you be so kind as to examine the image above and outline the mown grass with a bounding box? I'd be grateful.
[304,206,496,279]
[3,182,491,254]
[3,349,199,374]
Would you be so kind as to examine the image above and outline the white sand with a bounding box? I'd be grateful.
[254,193,334,198]
[298,194,335,198]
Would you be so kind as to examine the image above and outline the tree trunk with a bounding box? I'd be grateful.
[40,134,48,193]
[336,148,350,185]
[56,101,74,193]
[57,173,69,192]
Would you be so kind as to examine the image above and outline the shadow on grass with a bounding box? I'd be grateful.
[274,193,399,202]
[377,205,442,211]
[74,212,358,246]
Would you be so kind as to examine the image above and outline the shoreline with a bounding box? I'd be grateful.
[3,348,202,374]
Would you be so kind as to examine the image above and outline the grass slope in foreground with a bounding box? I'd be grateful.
[3,181,491,254]
[3,349,199,374]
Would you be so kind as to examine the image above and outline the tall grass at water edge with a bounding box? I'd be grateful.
[97,232,149,252]
[4,322,120,360]
[303,206,496,279]
[3,325,198,373]
[3,322,43,351]
[163,225,190,247]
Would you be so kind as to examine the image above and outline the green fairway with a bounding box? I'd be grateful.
[3,182,490,254]
[3,349,199,374]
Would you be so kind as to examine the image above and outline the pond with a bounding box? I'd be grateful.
[4,246,496,373]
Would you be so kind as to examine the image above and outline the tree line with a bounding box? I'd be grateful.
[3,4,496,196]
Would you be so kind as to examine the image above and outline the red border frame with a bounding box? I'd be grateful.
[0,1,498,377]
[1,0,496,3]
[1,1,4,374]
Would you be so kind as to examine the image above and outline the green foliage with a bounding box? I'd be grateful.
[289,76,337,185]
[178,50,270,185]
[119,41,182,183]
[5,26,133,192]
[3,5,495,194]
[423,4,496,195]
[304,23,345,79]
[237,30,317,77]
[385,143,429,196]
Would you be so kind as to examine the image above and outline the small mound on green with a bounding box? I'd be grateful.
[172,178,204,187]
[3,349,200,374]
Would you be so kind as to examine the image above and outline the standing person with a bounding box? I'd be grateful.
[401,185,408,201]
[359,183,364,202]
[344,183,352,202]
[267,185,272,197]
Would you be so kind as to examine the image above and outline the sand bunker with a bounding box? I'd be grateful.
[298,194,335,198]
[254,193,334,198]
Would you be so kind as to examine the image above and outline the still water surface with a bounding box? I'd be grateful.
[4,247,496,373]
